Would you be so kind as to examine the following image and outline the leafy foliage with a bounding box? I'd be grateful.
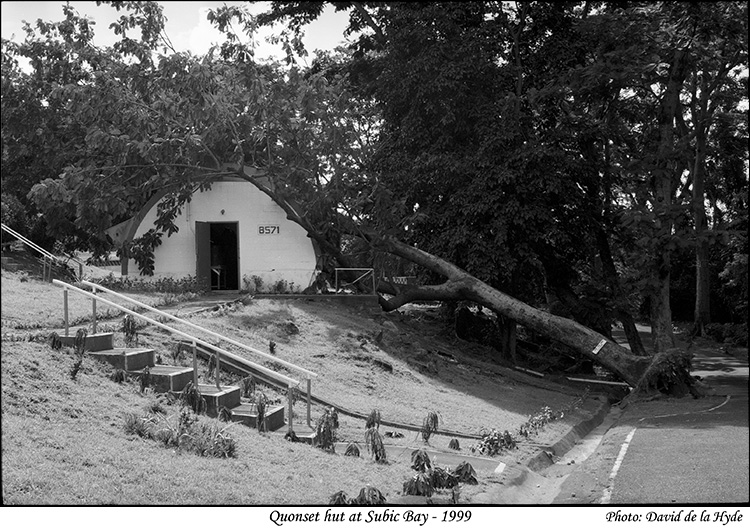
[364,427,387,463]
[179,380,206,415]
[471,429,517,457]
[421,411,439,443]
[315,407,338,451]
[410,449,431,473]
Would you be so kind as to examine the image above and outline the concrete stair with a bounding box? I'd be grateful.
[58,328,288,430]
[192,383,241,417]
[229,403,286,431]
[128,365,195,393]
[90,347,155,371]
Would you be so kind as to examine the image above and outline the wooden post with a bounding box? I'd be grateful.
[192,341,198,388]
[91,286,97,334]
[287,385,294,434]
[306,378,312,427]
[78,263,83,281]
[64,288,69,336]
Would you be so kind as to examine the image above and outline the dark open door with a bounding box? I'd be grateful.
[195,221,211,289]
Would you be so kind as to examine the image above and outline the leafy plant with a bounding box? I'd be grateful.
[254,391,268,432]
[69,328,87,380]
[471,429,517,456]
[329,491,349,505]
[403,472,434,497]
[121,314,138,346]
[448,438,460,450]
[421,411,439,443]
[48,331,62,350]
[430,466,459,490]
[344,442,361,457]
[364,427,387,463]
[518,406,559,438]
[410,449,432,472]
[365,409,381,429]
[453,462,478,485]
[110,368,126,383]
[240,376,256,398]
[124,412,157,438]
[350,486,386,506]
[180,380,207,414]
[315,407,339,451]
[139,366,151,393]
[218,406,232,423]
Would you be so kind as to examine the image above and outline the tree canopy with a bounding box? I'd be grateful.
[2,1,747,390]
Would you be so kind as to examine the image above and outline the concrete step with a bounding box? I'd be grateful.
[192,383,241,416]
[229,402,286,432]
[58,332,114,352]
[90,347,154,371]
[128,365,194,393]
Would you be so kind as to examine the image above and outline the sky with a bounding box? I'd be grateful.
[0,1,351,62]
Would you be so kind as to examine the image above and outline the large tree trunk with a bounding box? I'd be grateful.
[691,74,712,336]
[371,236,651,386]
[649,47,689,352]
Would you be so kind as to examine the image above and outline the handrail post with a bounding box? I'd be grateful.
[63,288,69,336]
[306,378,312,427]
[91,286,97,334]
[215,349,221,390]
[192,341,198,388]
[287,385,294,435]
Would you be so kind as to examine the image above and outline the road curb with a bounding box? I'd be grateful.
[525,396,611,472]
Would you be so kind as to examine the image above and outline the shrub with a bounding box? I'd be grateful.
[48,332,62,350]
[110,368,127,383]
[124,412,157,438]
[315,407,339,451]
[350,486,386,506]
[431,467,459,490]
[364,427,387,463]
[254,392,268,432]
[122,315,138,346]
[519,406,559,438]
[448,438,460,450]
[139,366,151,393]
[329,491,349,505]
[344,442,361,457]
[365,409,381,430]
[240,376,256,398]
[410,449,432,472]
[69,328,88,380]
[180,381,207,414]
[454,462,478,485]
[421,411,439,443]
[471,429,517,456]
[403,472,434,497]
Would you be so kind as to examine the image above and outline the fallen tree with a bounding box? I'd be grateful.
[229,165,706,394]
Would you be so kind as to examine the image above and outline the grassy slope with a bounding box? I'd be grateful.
[1,269,597,505]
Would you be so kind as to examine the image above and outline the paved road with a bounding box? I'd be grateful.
[553,343,749,504]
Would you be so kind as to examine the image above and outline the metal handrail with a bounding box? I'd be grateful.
[2,223,85,279]
[53,279,306,430]
[81,281,317,378]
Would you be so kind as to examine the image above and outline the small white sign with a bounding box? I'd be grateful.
[593,339,607,355]
[258,225,280,235]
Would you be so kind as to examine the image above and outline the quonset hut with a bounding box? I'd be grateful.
[106,172,320,292]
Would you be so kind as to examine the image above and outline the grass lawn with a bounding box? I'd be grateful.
[1,269,600,505]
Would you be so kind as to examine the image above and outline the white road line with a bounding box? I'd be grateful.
[638,395,731,422]
[600,428,637,504]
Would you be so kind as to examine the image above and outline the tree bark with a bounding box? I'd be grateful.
[649,47,689,352]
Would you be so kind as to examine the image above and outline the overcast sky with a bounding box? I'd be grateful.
[1,1,351,62]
